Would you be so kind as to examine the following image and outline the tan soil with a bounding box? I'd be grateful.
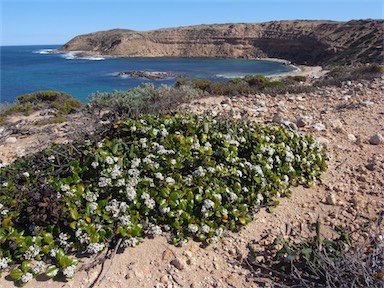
[0,70,383,288]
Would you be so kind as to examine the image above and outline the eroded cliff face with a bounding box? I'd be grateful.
[60,20,384,65]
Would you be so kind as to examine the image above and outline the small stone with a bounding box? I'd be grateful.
[171,257,187,270]
[327,119,343,129]
[365,163,376,171]
[347,134,357,142]
[325,194,337,205]
[311,123,326,131]
[162,249,174,261]
[272,113,285,124]
[369,133,384,145]
[296,116,309,127]
[5,137,17,144]
[316,137,330,146]
[159,275,169,284]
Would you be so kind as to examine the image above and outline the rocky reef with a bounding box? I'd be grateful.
[59,20,384,65]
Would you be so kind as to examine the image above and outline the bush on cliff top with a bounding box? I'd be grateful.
[0,113,327,285]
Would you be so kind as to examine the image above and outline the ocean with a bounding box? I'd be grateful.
[0,45,296,104]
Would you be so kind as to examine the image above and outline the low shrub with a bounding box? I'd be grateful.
[88,83,203,117]
[0,91,83,120]
[0,113,328,284]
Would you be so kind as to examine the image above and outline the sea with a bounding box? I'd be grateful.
[0,45,296,104]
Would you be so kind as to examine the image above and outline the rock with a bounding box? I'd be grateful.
[159,275,169,284]
[162,249,174,261]
[296,116,310,127]
[317,137,330,146]
[347,134,357,142]
[365,162,376,171]
[5,137,17,144]
[369,133,384,145]
[325,194,337,205]
[311,123,326,131]
[171,257,187,270]
[272,113,285,124]
[327,118,343,129]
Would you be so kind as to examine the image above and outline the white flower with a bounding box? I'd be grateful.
[228,191,238,203]
[116,178,126,187]
[31,261,45,274]
[60,184,70,192]
[21,272,33,283]
[120,215,131,226]
[91,161,99,169]
[49,248,59,257]
[201,224,210,234]
[170,159,177,165]
[85,192,99,202]
[159,206,170,214]
[215,227,224,237]
[126,186,137,202]
[213,193,222,202]
[256,193,264,205]
[63,265,76,278]
[1,209,9,215]
[86,243,105,254]
[24,245,40,260]
[236,170,243,177]
[105,156,114,165]
[160,128,168,137]
[139,138,147,148]
[23,172,30,178]
[97,141,104,148]
[58,233,71,249]
[0,257,11,269]
[165,177,175,185]
[192,166,206,178]
[147,224,162,237]
[98,176,112,187]
[89,202,98,213]
[188,224,199,234]
[144,198,156,209]
[130,125,137,133]
[123,237,139,247]
[184,175,193,186]
[48,155,55,162]
[131,158,141,169]
[155,172,164,181]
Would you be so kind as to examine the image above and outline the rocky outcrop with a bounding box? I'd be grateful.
[59,20,384,65]
[116,71,185,80]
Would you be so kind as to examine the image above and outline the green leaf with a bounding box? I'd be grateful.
[45,265,59,278]
[43,232,54,244]
[10,268,23,280]
[69,207,78,220]
[21,260,32,273]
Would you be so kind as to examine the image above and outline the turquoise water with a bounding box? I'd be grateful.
[0,45,295,103]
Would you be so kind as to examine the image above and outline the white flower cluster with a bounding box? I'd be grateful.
[24,244,40,260]
[62,265,76,278]
[31,261,45,274]
[201,199,215,217]
[0,257,11,269]
[188,224,199,234]
[58,232,72,251]
[192,166,206,178]
[105,199,128,218]
[75,229,90,244]
[146,223,162,237]
[21,272,33,283]
[86,242,105,254]
[123,237,139,247]
[141,193,156,209]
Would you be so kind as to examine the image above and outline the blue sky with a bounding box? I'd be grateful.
[1,0,383,45]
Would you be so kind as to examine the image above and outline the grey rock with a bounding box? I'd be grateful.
[369,133,384,145]
[5,137,17,144]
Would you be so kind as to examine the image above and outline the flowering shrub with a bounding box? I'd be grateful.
[0,113,327,284]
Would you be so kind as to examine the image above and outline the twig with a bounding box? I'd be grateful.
[99,238,122,285]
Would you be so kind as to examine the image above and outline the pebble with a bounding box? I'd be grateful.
[311,123,326,131]
[5,137,17,144]
[347,133,357,142]
[325,194,337,205]
[159,275,169,284]
[369,133,384,145]
[296,116,309,127]
[171,257,187,270]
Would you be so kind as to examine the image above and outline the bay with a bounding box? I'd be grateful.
[0,45,295,104]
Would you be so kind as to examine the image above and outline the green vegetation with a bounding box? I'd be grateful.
[0,90,83,125]
[0,113,328,284]
[88,83,203,117]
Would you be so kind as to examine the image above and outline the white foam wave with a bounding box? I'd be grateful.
[60,51,104,60]
[33,49,54,54]
[215,73,248,79]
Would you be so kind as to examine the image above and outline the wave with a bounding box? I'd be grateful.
[33,48,54,54]
[215,73,249,79]
[60,51,105,61]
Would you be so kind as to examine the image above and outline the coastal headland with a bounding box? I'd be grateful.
[59,20,384,66]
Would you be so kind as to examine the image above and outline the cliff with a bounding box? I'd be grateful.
[60,20,384,65]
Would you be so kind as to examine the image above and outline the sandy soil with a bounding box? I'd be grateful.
[0,71,383,288]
